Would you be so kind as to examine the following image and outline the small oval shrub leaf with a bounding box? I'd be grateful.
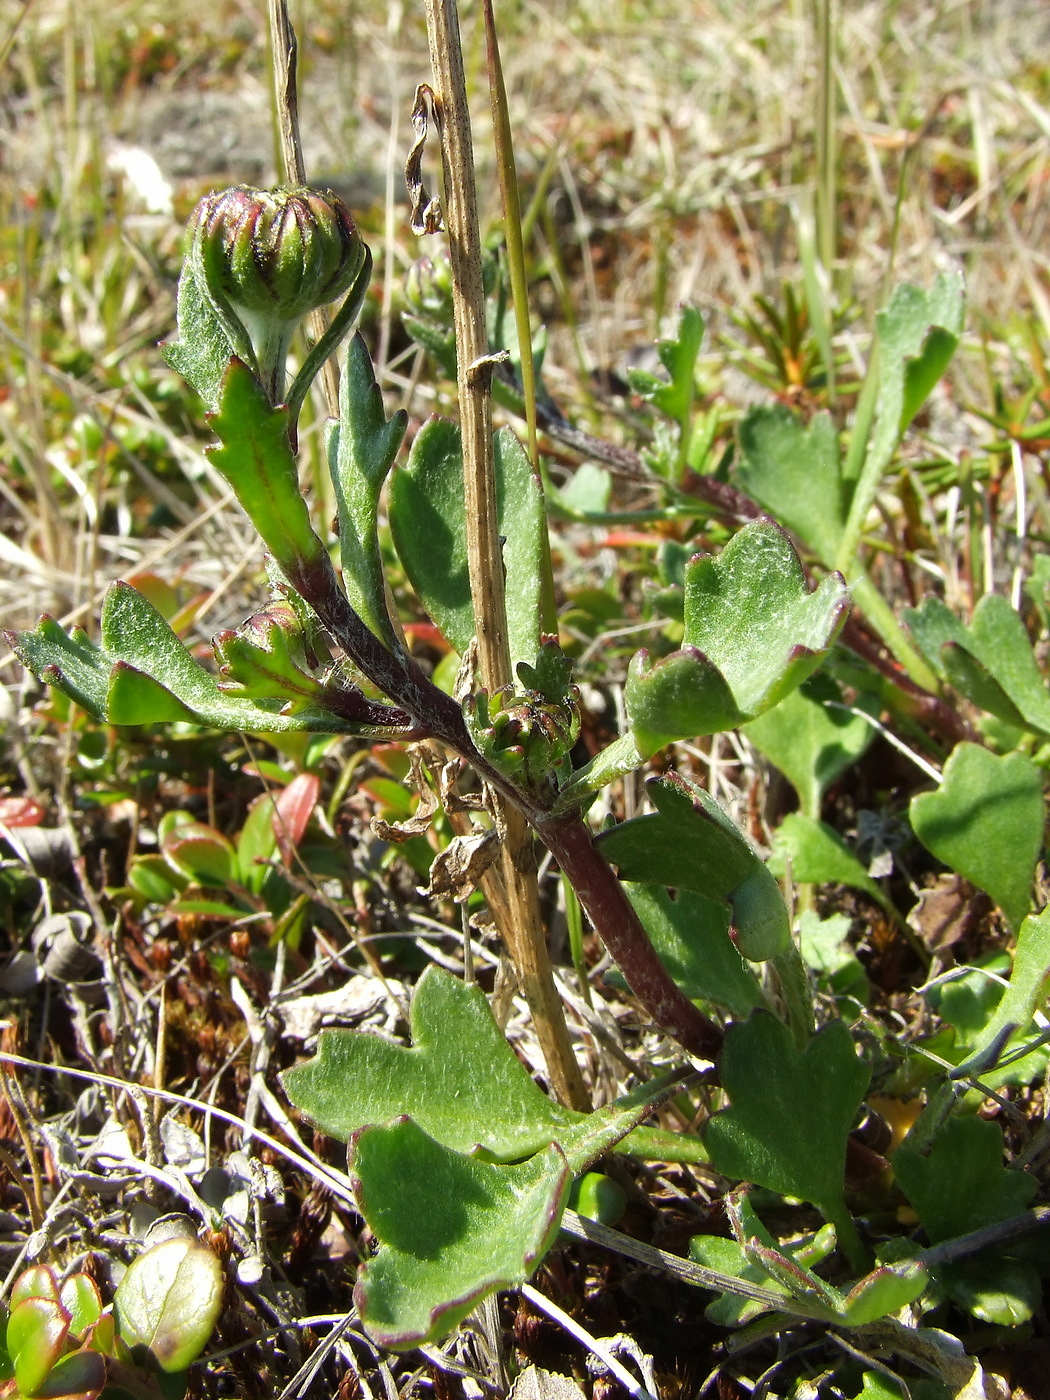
[114,1238,223,1373]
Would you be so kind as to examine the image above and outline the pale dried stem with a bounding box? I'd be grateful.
[422,0,588,1110]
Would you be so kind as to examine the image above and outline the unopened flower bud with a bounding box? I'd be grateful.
[190,185,366,402]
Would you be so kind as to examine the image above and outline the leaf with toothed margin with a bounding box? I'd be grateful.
[10,583,405,736]
[732,407,845,569]
[910,743,1044,932]
[283,964,584,1158]
[206,357,329,578]
[286,973,692,1349]
[624,519,849,757]
[704,1011,870,1235]
[904,592,1050,737]
[345,1069,679,1349]
[6,615,112,719]
[349,1120,571,1348]
[161,257,239,412]
[597,773,790,963]
[388,419,548,669]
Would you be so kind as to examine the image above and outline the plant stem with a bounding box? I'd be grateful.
[423,0,509,691]
[825,1200,870,1276]
[537,813,724,1063]
[422,0,588,1110]
[293,559,725,1073]
[771,944,814,1051]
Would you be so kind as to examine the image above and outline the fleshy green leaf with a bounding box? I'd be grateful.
[114,1237,223,1373]
[13,584,399,736]
[952,906,1050,1081]
[838,1261,929,1326]
[7,1296,70,1396]
[26,1347,107,1400]
[798,911,869,1002]
[212,609,326,709]
[402,312,458,380]
[688,1234,795,1326]
[349,1074,672,1348]
[283,964,584,1158]
[7,618,113,719]
[327,333,408,651]
[905,593,1050,736]
[876,273,965,440]
[11,1267,61,1308]
[704,1012,870,1229]
[853,1373,909,1400]
[743,674,875,818]
[733,408,844,568]
[893,1114,1035,1243]
[350,1120,571,1348]
[624,884,766,1016]
[161,259,238,413]
[555,463,611,515]
[626,305,704,426]
[388,419,547,669]
[836,273,964,575]
[909,743,1044,930]
[625,649,741,754]
[597,773,790,961]
[206,358,328,577]
[767,812,892,915]
[942,1256,1041,1326]
[162,822,236,888]
[690,1197,836,1326]
[58,1275,103,1340]
[624,519,849,756]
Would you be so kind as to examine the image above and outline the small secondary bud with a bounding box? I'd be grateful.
[404,254,454,320]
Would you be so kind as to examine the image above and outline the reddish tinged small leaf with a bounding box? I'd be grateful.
[11,1267,61,1307]
[58,1276,103,1340]
[8,1297,70,1395]
[0,796,46,828]
[273,772,320,864]
[29,1348,107,1400]
[162,822,236,888]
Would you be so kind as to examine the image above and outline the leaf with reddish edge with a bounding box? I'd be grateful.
[346,1068,680,1348]
[162,822,236,889]
[0,796,46,828]
[10,1266,61,1308]
[206,358,327,579]
[58,1276,103,1341]
[624,519,849,757]
[27,1347,107,1400]
[283,965,583,1159]
[7,1297,70,1395]
[349,1120,571,1348]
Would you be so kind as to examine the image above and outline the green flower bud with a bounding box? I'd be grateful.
[190,185,366,402]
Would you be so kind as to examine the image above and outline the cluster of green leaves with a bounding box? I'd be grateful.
[10,169,1050,1398]
[0,1238,222,1400]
